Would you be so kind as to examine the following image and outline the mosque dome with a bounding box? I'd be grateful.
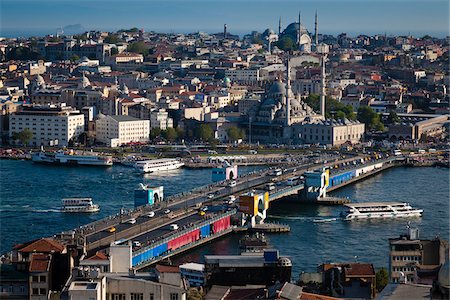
[267,80,286,97]
[283,22,309,37]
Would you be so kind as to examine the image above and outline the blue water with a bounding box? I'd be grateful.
[1,161,448,280]
[171,167,450,277]
[0,160,263,253]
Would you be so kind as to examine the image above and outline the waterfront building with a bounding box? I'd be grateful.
[204,249,292,286]
[95,114,150,147]
[388,228,449,283]
[150,108,173,130]
[298,118,365,146]
[9,104,84,147]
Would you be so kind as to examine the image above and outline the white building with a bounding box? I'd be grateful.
[225,68,260,83]
[150,109,173,130]
[96,114,150,147]
[299,119,365,146]
[9,104,84,147]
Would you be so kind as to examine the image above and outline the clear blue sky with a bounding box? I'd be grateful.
[1,0,449,37]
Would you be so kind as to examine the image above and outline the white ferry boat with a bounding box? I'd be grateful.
[32,150,113,166]
[341,202,423,221]
[134,158,184,173]
[61,198,99,213]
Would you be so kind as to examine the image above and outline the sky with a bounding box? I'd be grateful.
[1,0,449,38]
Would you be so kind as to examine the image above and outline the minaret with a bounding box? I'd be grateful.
[297,11,301,49]
[320,55,326,118]
[224,24,227,39]
[285,56,291,126]
[278,17,282,35]
[314,10,318,46]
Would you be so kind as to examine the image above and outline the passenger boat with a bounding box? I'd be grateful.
[32,150,113,166]
[61,198,99,213]
[341,202,423,221]
[134,158,184,173]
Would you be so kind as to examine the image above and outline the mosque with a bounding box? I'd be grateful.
[277,11,319,53]
[249,56,325,143]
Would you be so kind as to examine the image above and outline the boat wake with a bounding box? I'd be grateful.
[33,209,61,213]
[268,215,316,221]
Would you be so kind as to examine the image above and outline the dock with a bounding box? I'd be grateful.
[249,223,291,233]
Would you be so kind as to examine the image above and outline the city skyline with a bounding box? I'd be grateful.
[1,0,449,38]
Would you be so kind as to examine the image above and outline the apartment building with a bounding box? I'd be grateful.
[96,114,150,147]
[150,109,173,130]
[9,104,84,147]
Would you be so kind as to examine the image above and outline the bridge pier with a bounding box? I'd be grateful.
[238,191,269,228]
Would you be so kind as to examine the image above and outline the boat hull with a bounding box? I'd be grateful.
[345,210,423,221]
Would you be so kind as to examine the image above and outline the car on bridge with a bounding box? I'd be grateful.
[164,209,171,214]
[122,218,136,224]
[207,194,214,199]
[146,211,155,218]
[107,227,116,233]
[228,181,237,187]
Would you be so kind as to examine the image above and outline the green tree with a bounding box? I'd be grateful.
[387,111,399,124]
[187,288,203,300]
[197,124,213,141]
[164,128,177,142]
[335,111,346,120]
[227,126,241,142]
[104,34,121,44]
[150,127,161,139]
[110,47,119,55]
[12,129,33,145]
[175,127,185,140]
[69,54,80,62]
[357,106,384,131]
[127,42,149,56]
[276,36,295,51]
[376,268,389,292]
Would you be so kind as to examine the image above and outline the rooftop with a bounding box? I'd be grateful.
[29,253,51,272]
[18,238,65,253]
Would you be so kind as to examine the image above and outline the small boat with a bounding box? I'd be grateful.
[313,218,337,223]
[341,202,423,221]
[61,198,99,213]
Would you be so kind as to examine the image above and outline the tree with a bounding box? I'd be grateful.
[276,36,295,51]
[335,111,346,120]
[127,42,149,56]
[12,129,33,145]
[110,47,119,55]
[69,54,80,62]
[164,128,177,142]
[187,288,203,300]
[196,124,213,142]
[376,268,389,292]
[175,127,185,140]
[150,127,161,139]
[357,106,384,131]
[104,34,121,44]
[227,126,241,142]
[387,111,399,124]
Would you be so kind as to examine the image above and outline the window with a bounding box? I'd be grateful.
[170,293,179,300]
[32,275,39,282]
[111,294,126,300]
[20,286,26,293]
[131,293,143,300]
[32,288,39,295]
[40,275,46,282]
[39,288,46,295]
[149,294,154,300]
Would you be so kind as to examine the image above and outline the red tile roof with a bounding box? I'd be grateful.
[85,251,108,261]
[301,292,340,300]
[18,238,65,253]
[29,253,51,272]
[155,264,179,273]
[344,263,375,277]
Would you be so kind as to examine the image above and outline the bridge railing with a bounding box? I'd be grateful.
[133,208,237,262]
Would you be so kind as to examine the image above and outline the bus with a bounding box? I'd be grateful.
[286,176,300,186]
[270,169,282,176]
